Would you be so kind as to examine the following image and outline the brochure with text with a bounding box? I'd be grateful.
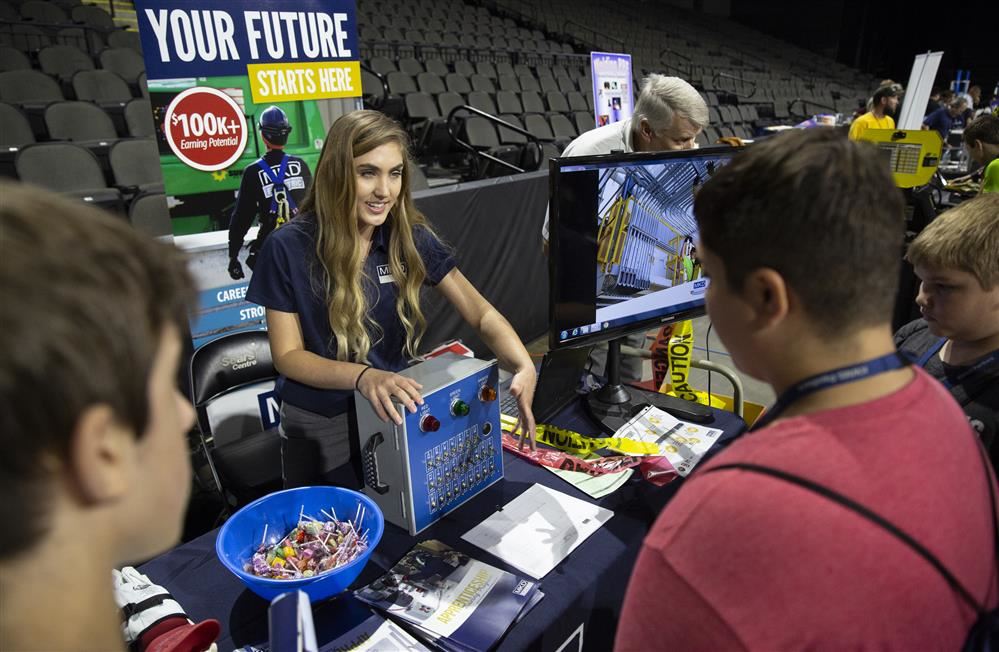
[355,540,540,652]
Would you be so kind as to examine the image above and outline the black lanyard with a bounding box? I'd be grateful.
[915,337,999,390]
[752,352,911,431]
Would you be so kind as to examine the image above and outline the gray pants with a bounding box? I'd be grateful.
[278,402,352,487]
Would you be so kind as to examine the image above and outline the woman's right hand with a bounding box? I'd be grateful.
[356,368,424,425]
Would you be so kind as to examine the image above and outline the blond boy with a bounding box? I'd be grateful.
[895,194,999,465]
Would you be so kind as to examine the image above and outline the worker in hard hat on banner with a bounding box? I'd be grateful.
[228,105,313,280]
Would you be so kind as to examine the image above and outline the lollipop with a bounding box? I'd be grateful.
[243,505,370,580]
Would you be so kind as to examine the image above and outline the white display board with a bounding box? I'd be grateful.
[898,51,943,130]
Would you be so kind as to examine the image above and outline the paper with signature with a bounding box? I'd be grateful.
[461,484,613,579]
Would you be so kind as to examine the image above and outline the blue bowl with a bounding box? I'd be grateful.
[216,486,384,602]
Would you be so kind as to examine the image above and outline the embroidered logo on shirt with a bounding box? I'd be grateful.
[376,262,407,284]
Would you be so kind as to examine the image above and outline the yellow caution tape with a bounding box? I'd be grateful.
[500,414,658,455]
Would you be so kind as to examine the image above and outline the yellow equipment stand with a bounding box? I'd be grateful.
[856,128,942,188]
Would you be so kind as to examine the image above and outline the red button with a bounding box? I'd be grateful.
[420,415,441,432]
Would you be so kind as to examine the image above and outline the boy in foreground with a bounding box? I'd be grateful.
[0,183,204,650]
[616,130,997,650]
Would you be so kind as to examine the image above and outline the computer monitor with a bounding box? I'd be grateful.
[548,145,739,430]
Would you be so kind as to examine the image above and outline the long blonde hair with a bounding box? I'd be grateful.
[299,110,433,363]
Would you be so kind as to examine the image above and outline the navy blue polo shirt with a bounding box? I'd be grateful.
[246,212,457,417]
[922,106,959,139]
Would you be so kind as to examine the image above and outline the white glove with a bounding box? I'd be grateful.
[112,566,188,645]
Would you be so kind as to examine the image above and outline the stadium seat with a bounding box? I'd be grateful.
[461,116,521,178]
[44,100,118,143]
[539,76,559,93]
[467,90,497,115]
[109,138,164,193]
[20,0,69,24]
[573,111,595,134]
[38,44,94,82]
[71,4,114,30]
[128,192,172,238]
[107,29,141,54]
[518,74,540,93]
[15,142,122,209]
[398,57,424,75]
[0,101,34,176]
[545,91,570,114]
[475,61,497,78]
[417,72,446,94]
[124,98,155,138]
[0,25,51,51]
[368,57,396,76]
[71,69,131,104]
[0,69,63,105]
[498,74,520,92]
[557,77,576,93]
[566,91,587,112]
[425,59,448,76]
[0,45,31,71]
[99,47,144,85]
[496,90,522,115]
[437,91,464,118]
[496,114,528,144]
[520,91,545,115]
[470,74,495,93]
[56,26,102,54]
[387,71,417,95]
[445,72,471,94]
[549,113,577,141]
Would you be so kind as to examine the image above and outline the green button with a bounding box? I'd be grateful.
[452,400,470,417]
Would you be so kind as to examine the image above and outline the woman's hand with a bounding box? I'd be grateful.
[508,365,537,450]
[356,368,424,425]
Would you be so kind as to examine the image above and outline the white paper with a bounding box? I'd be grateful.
[544,457,633,499]
[461,484,613,579]
[615,405,723,476]
[348,619,429,651]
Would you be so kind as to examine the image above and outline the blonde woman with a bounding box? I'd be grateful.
[247,110,537,486]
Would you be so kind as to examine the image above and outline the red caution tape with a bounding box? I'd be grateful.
[501,433,678,486]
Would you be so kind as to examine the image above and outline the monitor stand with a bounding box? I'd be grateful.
[585,337,714,434]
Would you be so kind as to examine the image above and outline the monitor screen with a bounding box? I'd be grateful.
[548,146,738,350]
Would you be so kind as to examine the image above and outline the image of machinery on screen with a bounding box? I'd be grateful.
[586,155,729,337]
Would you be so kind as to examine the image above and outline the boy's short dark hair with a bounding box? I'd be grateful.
[0,182,193,555]
[694,129,905,335]
[873,85,898,104]
[964,114,999,146]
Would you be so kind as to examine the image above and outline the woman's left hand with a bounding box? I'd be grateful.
[508,365,537,450]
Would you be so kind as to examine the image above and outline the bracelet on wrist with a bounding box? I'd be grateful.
[354,364,372,391]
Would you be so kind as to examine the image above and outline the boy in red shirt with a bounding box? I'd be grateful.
[616,130,997,651]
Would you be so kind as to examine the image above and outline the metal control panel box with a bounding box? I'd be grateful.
[355,354,503,535]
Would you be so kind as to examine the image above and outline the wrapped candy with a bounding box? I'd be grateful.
[243,506,369,580]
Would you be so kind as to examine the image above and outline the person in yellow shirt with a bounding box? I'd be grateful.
[849,85,899,140]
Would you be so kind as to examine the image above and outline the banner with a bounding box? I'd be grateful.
[590,52,633,128]
[134,0,361,347]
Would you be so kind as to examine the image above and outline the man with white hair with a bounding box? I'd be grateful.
[542,74,709,382]
[542,74,709,246]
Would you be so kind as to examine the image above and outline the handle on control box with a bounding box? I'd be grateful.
[362,432,389,495]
